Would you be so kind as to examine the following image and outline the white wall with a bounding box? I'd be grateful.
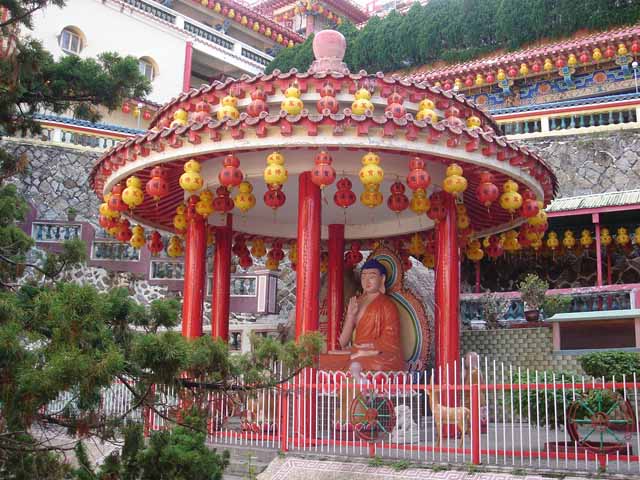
[29,0,187,104]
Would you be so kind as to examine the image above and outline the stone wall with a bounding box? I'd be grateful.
[461,327,584,375]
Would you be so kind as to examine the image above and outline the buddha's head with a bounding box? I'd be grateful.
[360,258,387,295]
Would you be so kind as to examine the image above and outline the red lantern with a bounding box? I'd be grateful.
[465,75,474,87]
[334,177,356,209]
[147,231,164,256]
[427,192,447,222]
[264,185,286,210]
[310,151,336,188]
[238,254,253,269]
[487,236,503,259]
[632,41,640,55]
[268,241,285,261]
[605,45,616,59]
[145,165,170,201]
[193,100,211,123]
[247,88,267,117]
[115,219,132,242]
[99,215,114,230]
[122,103,131,114]
[108,184,128,212]
[507,65,518,77]
[317,95,339,114]
[406,156,431,191]
[579,51,590,63]
[476,171,499,208]
[385,91,406,118]
[486,72,495,83]
[532,61,542,73]
[213,185,234,213]
[345,241,363,268]
[218,153,244,188]
[143,110,152,121]
[387,182,409,214]
[555,57,566,69]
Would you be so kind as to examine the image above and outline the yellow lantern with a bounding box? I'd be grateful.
[196,190,215,217]
[500,179,523,214]
[214,2,221,13]
[635,226,640,245]
[593,48,602,62]
[497,68,506,81]
[408,233,425,256]
[173,204,187,233]
[289,242,298,264]
[601,227,612,247]
[503,230,520,252]
[281,84,303,115]
[276,34,283,44]
[250,239,266,258]
[167,236,184,257]
[618,43,628,56]
[543,58,554,72]
[442,163,468,196]
[265,27,271,36]
[519,63,529,76]
[263,151,288,187]
[288,40,294,48]
[217,95,239,120]
[422,253,435,269]
[457,214,470,230]
[528,201,548,226]
[580,229,593,248]
[410,188,430,214]
[241,15,248,25]
[122,176,144,209]
[99,194,119,219]
[170,109,188,128]
[359,151,384,187]
[360,183,383,208]
[179,159,203,193]
[418,98,435,111]
[130,225,145,249]
[265,257,279,271]
[234,181,256,213]
[616,227,630,247]
[228,8,235,18]
[568,53,578,67]
[531,237,543,251]
[416,106,439,123]
[546,231,559,251]
[466,115,481,128]
[320,252,328,273]
[562,230,576,250]
[253,22,260,32]
[351,88,374,115]
[475,74,485,87]
[466,239,484,262]
[454,78,463,90]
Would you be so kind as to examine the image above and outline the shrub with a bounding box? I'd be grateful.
[517,274,548,310]
[579,351,640,381]
[541,295,572,318]
[479,293,510,329]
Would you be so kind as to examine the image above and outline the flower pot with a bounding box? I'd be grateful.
[524,309,539,322]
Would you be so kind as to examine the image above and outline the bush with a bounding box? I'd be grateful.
[511,370,576,428]
[541,295,572,318]
[517,274,548,310]
[579,351,640,381]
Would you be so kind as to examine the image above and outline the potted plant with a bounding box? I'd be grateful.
[67,207,78,221]
[517,273,548,322]
[479,293,510,329]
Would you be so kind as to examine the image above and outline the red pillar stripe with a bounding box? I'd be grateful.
[295,172,321,339]
[594,213,603,287]
[181,197,206,338]
[183,41,193,93]
[327,224,345,351]
[212,214,232,341]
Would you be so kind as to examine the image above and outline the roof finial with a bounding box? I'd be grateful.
[308,30,349,74]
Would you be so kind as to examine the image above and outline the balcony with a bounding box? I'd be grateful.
[31,222,82,243]
[91,240,140,262]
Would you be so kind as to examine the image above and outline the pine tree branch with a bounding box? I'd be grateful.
[0,5,45,29]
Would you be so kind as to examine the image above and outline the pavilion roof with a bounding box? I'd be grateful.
[546,189,640,213]
[253,0,369,24]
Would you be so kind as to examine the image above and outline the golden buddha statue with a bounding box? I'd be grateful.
[319,259,406,372]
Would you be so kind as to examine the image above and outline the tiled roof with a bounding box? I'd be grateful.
[490,92,640,115]
[546,189,640,213]
[36,114,145,135]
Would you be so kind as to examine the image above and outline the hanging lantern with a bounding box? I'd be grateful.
[593,48,603,62]
[130,225,145,249]
[384,90,405,119]
[320,252,329,273]
[122,176,144,209]
[408,233,425,256]
[616,227,631,248]
[466,239,484,262]
[217,95,240,120]
[264,185,286,210]
[98,215,115,230]
[444,105,465,128]
[238,254,253,270]
[310,150,336,189]
[476,171,499,208]
[442,163,468,196]
[108,184,128,213]
[213,186,234,214]
[359,151,384,187]
[528,201,548,227]
[334,177,356,209]
[422,253,435,269]
[250,238,267,258]
[427,191,447,222]
[317,83,339,114]
[360,184,383,208]
[499,179,523,214]
[99,194,120,219]
[179,159,204,193]
[543,58,553,72]
[281,83,304,115]
[579,51,590,64]
[247,87,268,117]
[265,257,279,271]
[416,98,438,123]
[518,225,532,248]
[170,109,188,128]
[601,228,613,247]
[234,181,256,213]
[387,181,409,214]
[351,88,374,115]
[147,231,164,256]
[167,235,184,257]
[635,226,640,245]
[605,45,616,59]
[486,236,504,259]
[145,166,170,201]
[519,63,529,77]
[289,242,298,269]
[264,151,288,187]
[466,115,481,129]
[173,204,187,233]
[567,53,578,67]
[219,153,244,189]
[502,230,520,253]
[196,190,215,217]
[562,230,576,250]
[579,229,593,248]
[122,103,131,114]
[546,232,559,251]
[345,241,363,268]
[410,188,430,214]
[115,219,132,243]
[521,197,539,218]
[475,73,485,87]
[406,156,431,191]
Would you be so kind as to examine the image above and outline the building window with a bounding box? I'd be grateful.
[138,58,155,81]
[59,27,83,54]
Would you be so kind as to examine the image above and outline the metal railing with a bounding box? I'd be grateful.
[123,0,177,24]
[91,240,141,262]
[31,222,82,243]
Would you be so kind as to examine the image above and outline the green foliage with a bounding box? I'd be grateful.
[517,273,548,310]
[541,294,572,318]
[579,351,640,381]
[479,293,510,329]
[267,0,640,74]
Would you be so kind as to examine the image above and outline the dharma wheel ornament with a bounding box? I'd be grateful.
[351,88,374,115]
[263,151,288,187]
[122,176,144,210]
[333,177,356,209]
[147,231,164,256]
[173,204,187,234]
[167,235,184,257]
[213,186,234,214]
[179,159,204,193]
[146,166,170,201]
[415,98,438,123]
[499,179,523,215]
[234,181,256,213]
[281,83,304,115]
[442,163,468,196]
[409,188,430,215]
[387,181,409,214]
[217,94,239,121]
[406,156,431,192]
[219,154,244,189]
[129,225,145,249]
[196,190,215,217]
[310,151,336,189]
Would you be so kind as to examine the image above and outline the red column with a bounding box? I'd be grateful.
[594,213,603,287]
[305,14,315,36]
[181,196,206,339]
[327,224,345,351]
[212,214,232,341]
[295,172,321,339]
[435,194,460,376]
[182,41,193,92]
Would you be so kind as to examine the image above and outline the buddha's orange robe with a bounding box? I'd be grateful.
[319,294,406,372]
